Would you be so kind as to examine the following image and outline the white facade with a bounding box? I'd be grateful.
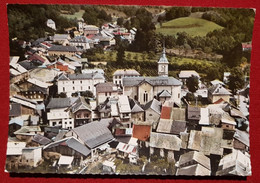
[47,19,56,30]
[113,69,140,86]
[57,74,105,97]
[47,108,74,129]
[22,147,42,167]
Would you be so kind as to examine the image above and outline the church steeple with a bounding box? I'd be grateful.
[158,44,169,77]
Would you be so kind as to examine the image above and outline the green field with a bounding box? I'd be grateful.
[156,17,224,37]
[60,10,85,19]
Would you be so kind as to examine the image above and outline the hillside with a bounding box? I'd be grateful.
[156,17,224,37]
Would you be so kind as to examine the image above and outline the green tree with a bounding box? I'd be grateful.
[186,75,199,93]
[228,67,245,94]
[117,17,124,26]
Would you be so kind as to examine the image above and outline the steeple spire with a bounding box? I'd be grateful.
[158,41,169,77]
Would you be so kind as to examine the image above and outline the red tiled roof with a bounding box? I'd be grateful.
[242,43,252,49]
[132,125,151,141]
[214,98,225,104]
[160,106,172,119]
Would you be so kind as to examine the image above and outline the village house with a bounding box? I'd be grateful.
[150,132,182,162]
[9,118,24,136]
[129,98,144,122]
[69,35,94,51]
[216,149,251,176]
[52,34,71,45]
[14,126,42,142]
[143,98,161,125]
[116,137,138,164]
[132,121,152,148]
[21,146,42,167]
[66,121,114,159]
[208,84,232,103]
[113,69,140,86]
[83,25,99,36]
[46,19,56,30]
[48,45,78,57]
[69,97,92,127]
[233,129,249,152]
[6,141,26,170]
[16,78,52,101]
[43,137,91,165]
[57,73,105,97]
[46,97,77,129]
[95,82,120,105]
[118,95,131,123]
[179,70,200,85]
[176,151,211,176]
[188,127,233,156]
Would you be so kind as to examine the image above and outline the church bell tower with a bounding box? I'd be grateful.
[158,46,169,77]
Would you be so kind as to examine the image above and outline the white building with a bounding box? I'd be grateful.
[57,73,105,97]
[158,47,169,77]
[113,69,140,86]
[46,98,77,129]
[46,19,56,30]
[69,36,94,51]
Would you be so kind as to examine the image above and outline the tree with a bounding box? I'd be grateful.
[117,17,124,26]
[186,75,199,93]
[80,90,94,98]
[228,67,245,94]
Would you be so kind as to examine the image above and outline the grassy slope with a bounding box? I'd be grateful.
[60,10,85,19]
[156,17,224,37]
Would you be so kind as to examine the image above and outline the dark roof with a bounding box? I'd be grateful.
[72,122,114,149]
[158,48,169,63]
[208,84,231,96]
[70,97,91,113]
[143,99,161,114]
[18,60,38,70]
[123,76,182,87]
[46,98,74,109]
[54,130,67,142]
[187,106,201,121]
[233,129,249,147]
[45,137,91,157]
[96,82,117,93]
[27,85,47,94]
[157,119,186,135]
[129,98,144,113]
[178,151,211,170]
[32,134,52,145]
[58,73,104,81]
[9,103,21,117]
[49,45,77,52]
[66,138,91,156]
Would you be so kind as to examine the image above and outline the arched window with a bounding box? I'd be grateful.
[144,91,148,102]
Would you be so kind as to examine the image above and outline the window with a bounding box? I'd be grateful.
[109,92,111,96]
[73,81,74,84]
[80,81,82,84]
[63,87,65,92]
[88,86,90,89]
[73,87,75,90]
[53,122,56,126]
[178,93,180,98]
[143,91,148,102]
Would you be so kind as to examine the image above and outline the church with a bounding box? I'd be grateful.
[122,48,182,105]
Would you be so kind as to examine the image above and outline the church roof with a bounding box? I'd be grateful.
[158,48,169,63]
[123,76,181,87]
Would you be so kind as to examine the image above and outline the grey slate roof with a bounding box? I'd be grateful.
[123,76,181,87]
[176,164,211,176]
[113,69,140,76]
[69,36,93,43]
[72,122,114,149]
[178,151,211,170]
[187,106,201,121]
[46,98,76,109]
[157,119,186,135]
[70,97,91,113]
[96,82,117,93]
[144,99,161,114]
[45,137,91,157]
[150,132,182,151]
[158,48,169,63]
[208,84,232,95]
[32,134,52,145]
[158,90,171,98]
[49,45,77,52]
[129,99,144,113]
[234,129,249,147]
[58,73,105,81]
